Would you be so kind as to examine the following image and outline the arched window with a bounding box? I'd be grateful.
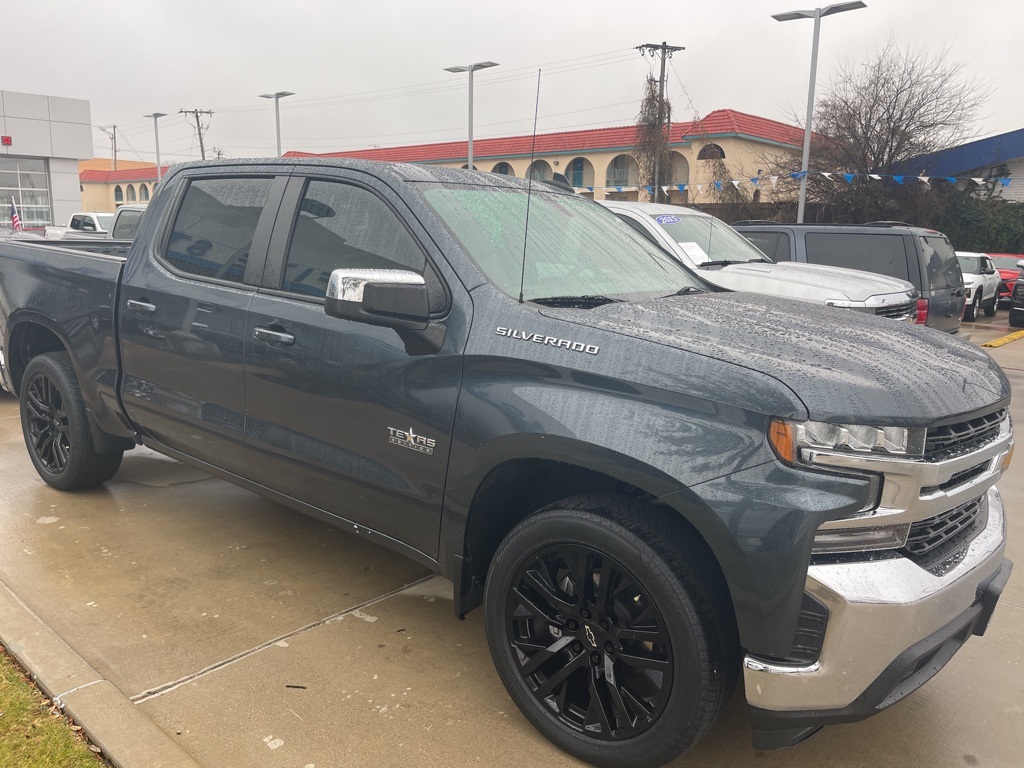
[526,160,552,181]
[605,155,638,187]
[127,184,137,202]
[114,185,123,204]
[566,157,595,188]
[752,189,762,203]
[460,163,479,170]
[492,162,514,176]
[140,184,150,201]
[697,143,725,160]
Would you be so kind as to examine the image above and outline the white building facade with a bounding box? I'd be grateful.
[1,90,93,228]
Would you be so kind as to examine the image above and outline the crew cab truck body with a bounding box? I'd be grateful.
[0,159,1013,767]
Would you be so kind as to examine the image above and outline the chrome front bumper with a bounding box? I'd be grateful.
[745,414,1012,719]
[744,485,1008,712]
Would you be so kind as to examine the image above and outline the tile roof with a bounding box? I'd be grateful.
[80,166,169,183]
[285,109,803,163]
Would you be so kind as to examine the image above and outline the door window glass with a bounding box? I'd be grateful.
[163,177,272,283]
[281,180,425,297]
[804,233,913,285]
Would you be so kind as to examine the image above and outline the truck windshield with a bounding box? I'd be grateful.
[649,213,770,264]
[421,186,702,302]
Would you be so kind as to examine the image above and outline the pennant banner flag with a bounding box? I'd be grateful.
[750,177,760,185]
[677,184,687,192]
[644,186,653,194]
[790,171,808,180]
[731,180,741,189]
[843,173,856,184]
[918,176,930,185]
[770,175,779,188]
[892,175,904,185]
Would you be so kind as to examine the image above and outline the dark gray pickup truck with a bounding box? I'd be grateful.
[0,159,1013,767]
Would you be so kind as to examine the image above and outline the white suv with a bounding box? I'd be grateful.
[956,252,1000,322]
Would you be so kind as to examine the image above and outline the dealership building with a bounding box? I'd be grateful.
[1,90,93,229]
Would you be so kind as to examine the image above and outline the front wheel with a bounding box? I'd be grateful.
[984,295,997,317]
[964,295,980,322]
[484,495,737,768]
[20,352,123,490]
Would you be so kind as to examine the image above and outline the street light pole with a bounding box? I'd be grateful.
[258,91,295,157]
[143,113,167,181]
[444,61,499,170]
[773,1,866,222]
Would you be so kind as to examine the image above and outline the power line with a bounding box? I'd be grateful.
[637,42,685,203]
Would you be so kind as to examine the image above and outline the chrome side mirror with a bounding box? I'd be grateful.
[325,268,429,330]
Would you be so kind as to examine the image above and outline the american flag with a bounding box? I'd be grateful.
[10,197,22,231]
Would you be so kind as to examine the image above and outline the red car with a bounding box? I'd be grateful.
[987,253,1024,306]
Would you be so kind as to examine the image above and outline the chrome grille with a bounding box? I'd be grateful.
[925,409,1005,457]
[903,496,983,557]
[875,301,917,320]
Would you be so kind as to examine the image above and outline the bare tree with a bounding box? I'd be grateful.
[634,75,671,199]
[802,39,991,221]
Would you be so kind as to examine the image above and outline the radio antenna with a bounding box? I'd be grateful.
[518,69,542,304]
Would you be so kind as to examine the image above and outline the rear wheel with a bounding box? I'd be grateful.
[964,294,981,322]
[20,352,123,490]
[484,495,737,768]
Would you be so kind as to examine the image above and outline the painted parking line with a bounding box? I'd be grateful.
[981,330,1024,348]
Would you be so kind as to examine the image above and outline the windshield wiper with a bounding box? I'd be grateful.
[529,295,624,308]
[674,286,704,295]
[700,258,772,267]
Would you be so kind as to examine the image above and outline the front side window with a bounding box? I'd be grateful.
[281,180,426,297]
[163,177,272,283]
[957,255,981,275]
[421,185,700,301]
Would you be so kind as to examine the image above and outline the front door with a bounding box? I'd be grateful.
[244,172,464,558]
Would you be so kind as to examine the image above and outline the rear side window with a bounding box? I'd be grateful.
[111,209,144,239]
[921,236,963,291]
[163,177,273,283]
[281,180,425,298]
[804,233,913,285]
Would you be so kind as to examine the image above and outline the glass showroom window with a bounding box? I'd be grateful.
[0,157,51,227]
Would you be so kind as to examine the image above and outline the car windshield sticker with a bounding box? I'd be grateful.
[655,214,681,225]
[677,241,709,263]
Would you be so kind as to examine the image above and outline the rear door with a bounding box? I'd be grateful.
[919,234,965,332]
[243,169,465,558]
[119,168,288,477]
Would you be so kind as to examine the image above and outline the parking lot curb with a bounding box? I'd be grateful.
[981,330,1024,348]
[0,579,201,768]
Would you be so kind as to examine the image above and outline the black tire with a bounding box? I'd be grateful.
[964,295,980,322]
[484,494,738,768]
[1010,307,1024,328]
[984,295,997,317]
[20,352,123,490]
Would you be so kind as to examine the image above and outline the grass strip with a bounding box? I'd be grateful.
[0,645,106,767]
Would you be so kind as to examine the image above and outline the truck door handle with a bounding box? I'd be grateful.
[252,326,295,346]
[126,299,157,314]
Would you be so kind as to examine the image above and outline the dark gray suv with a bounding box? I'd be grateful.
[733,222,966,335]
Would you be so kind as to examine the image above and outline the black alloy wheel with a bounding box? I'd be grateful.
[504,544,674,741]
[20,352,123,490]
[485,495,737,768]
[24,370,71,474]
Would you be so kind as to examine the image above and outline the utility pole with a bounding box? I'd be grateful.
[97,125,118,170]
[637,42,684,203]
[179,109,213,160]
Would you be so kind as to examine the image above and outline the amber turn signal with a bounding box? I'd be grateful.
[768,419,798,464]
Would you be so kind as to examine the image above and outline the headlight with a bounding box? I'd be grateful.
[768,418,926,554]
[768,418,921,463]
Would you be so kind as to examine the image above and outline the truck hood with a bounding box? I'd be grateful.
[702,261,915,306]
[544,292,1009,426]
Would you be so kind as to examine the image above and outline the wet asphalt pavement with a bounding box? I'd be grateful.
[0,312,1022,767]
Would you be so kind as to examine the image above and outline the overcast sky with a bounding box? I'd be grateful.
[7,0,1020,165]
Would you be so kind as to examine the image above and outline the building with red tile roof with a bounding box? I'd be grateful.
[286,109,802,203]
[80,161,170,211]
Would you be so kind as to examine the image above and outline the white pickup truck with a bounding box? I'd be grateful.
[44,205,148,241]
[44,211,116,240]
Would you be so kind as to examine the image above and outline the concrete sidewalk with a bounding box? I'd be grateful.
[1,317,1022,767]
